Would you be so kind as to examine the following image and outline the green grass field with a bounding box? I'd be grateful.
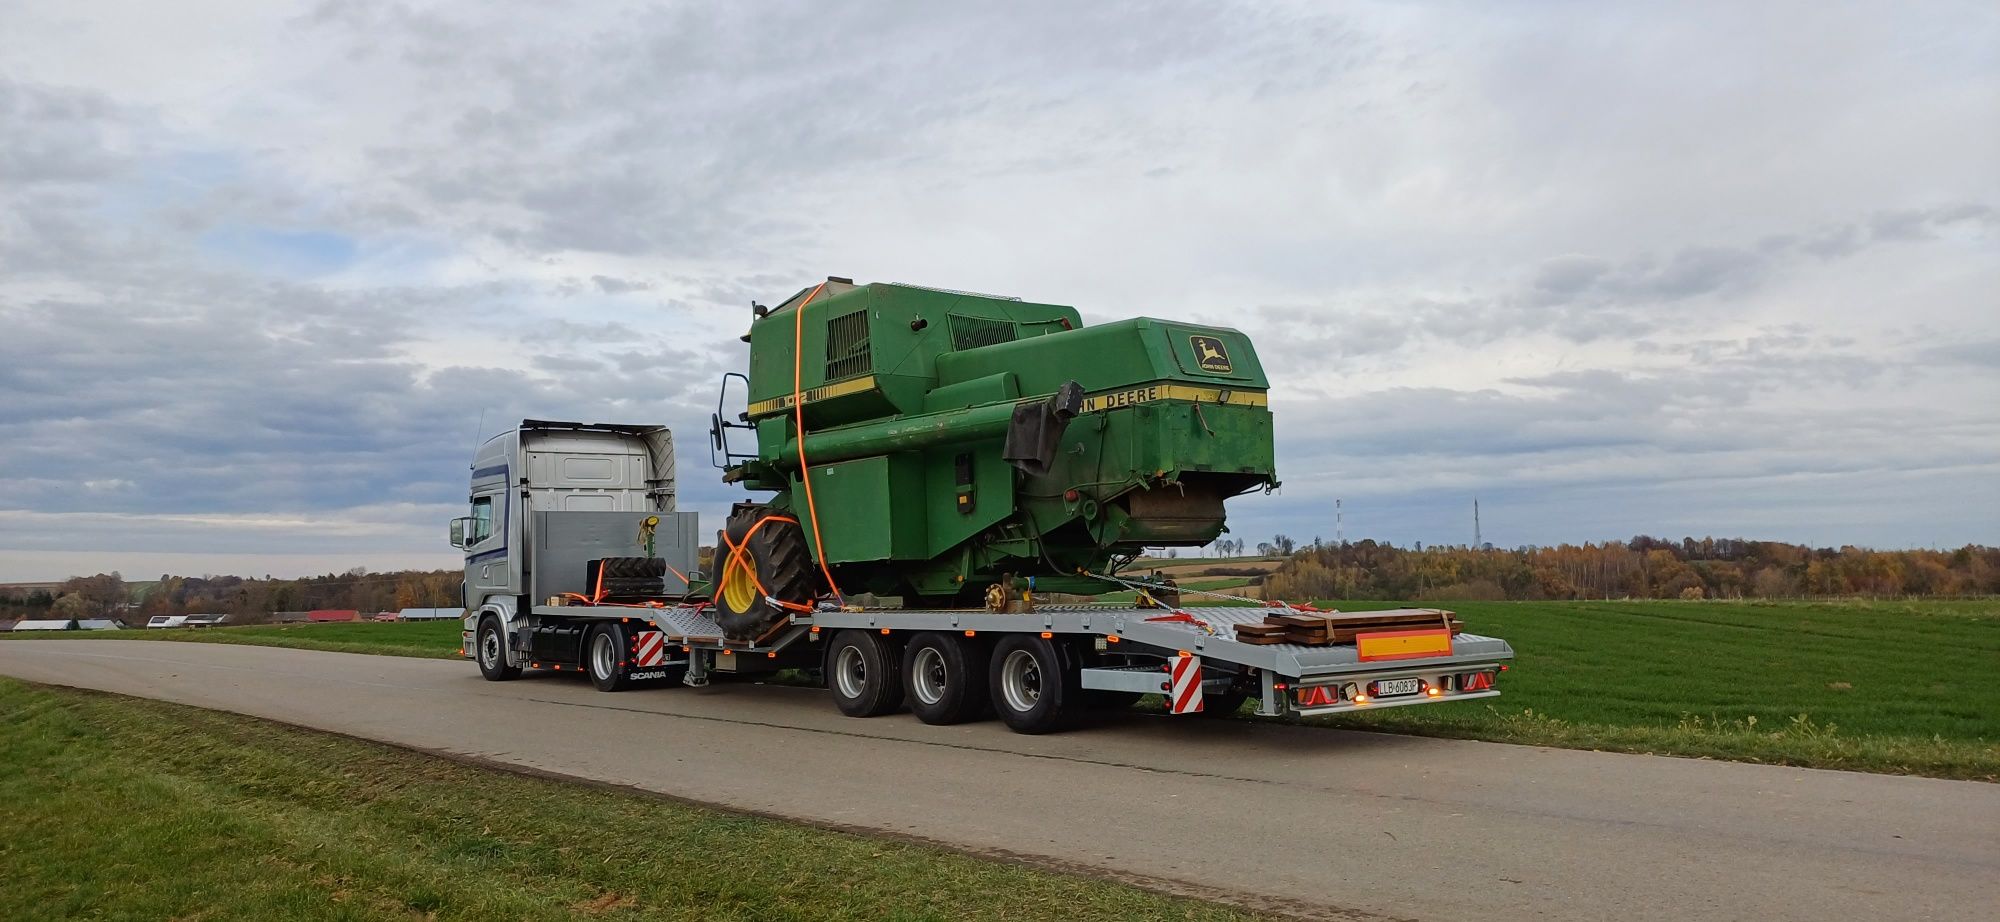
[10,600,1995,779]
[1,620,465,659]
[0,679,1264,922]
[1298,599,2000,780]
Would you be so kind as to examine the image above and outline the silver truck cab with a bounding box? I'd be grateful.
[451,420,701,672]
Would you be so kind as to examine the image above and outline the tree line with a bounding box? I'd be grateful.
[1259,537,1999,602]
[1,569,462,623]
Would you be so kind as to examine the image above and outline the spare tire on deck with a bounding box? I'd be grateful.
[714,505,817,641]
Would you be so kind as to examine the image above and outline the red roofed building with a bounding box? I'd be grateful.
[307,609,360,622]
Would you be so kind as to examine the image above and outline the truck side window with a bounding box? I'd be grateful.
[471,496,494,543]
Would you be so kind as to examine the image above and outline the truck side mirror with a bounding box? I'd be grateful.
[448,517,472,549]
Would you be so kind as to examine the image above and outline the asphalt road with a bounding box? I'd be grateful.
[2,640,1994,921]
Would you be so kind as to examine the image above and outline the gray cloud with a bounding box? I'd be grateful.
[0,2,1993,578]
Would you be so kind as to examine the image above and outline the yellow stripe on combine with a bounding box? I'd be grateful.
[1078,383,1268,413]
[748,375,879,417]
[749,377,1268,417]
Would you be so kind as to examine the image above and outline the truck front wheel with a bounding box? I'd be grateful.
[989,635,1079,734]
[476,616,521,681]
[828,630,904,717]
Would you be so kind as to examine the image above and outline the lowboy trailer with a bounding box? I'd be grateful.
[453,419,1513,733]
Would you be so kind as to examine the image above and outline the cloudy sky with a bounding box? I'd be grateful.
[1,1,1994,581]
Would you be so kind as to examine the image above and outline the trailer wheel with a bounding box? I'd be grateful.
[988,635,1078,734]
[715,505,817,641]
[476,616,520,681]
[586,623,632,692]
[902,632,990,725]
[828,630,904,717]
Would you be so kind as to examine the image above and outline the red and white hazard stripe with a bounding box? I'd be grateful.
[1168,653,1204,714]
[633,630,666,667]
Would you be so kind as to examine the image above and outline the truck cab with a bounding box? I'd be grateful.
[451,420,701,676]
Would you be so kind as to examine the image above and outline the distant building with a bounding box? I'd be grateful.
[307,609,360,622]
[0,620,16,632]
[13,619,78,631]
[183,614,228,627]
[370,611,399,622]
[146,615,189,629]
[76,619,123,630]
[397,607,465,621]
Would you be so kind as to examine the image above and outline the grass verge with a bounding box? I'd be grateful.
[0,678,1265,922]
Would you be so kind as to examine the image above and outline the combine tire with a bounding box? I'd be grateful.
[989,634,1079,734]
[828,630,904,717]
[476,616,520,681]
[714,506,816,641]
[902,632,990,725]
[585,623,632,692]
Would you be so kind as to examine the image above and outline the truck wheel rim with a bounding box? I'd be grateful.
[912,646,947,705]
[835,645,867,698]
[721,556,758,612]
[480,628,501,668]
[592,632,615,680]
[1000,649,1041,713]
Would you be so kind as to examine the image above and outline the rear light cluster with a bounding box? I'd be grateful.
[1458,671,1496,691]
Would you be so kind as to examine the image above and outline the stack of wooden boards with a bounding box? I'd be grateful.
[1230,608,1464,646]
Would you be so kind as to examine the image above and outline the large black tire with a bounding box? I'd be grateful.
[476,616,521,681]
[902,632,990,725]
[828,630,905,717]
[714,505,817,641]
[988,634,1080,734]
[585,623,632,692]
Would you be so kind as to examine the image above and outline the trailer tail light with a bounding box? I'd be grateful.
[1459,671,1495,691]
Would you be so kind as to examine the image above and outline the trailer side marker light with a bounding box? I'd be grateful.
[880,628,891,635]
[768,651,778,658]
[1107,635,1121,643]
[1274,682,1288,690]
[1500,664,1509,671]
[964,630,977,637]
[1177,650,1191,658]
[681,645,691,652]
[810,626,821,634]
[721,649,733,656]
[1040,631,1053,638]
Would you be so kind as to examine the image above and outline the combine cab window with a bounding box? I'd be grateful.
[470,496,495,543]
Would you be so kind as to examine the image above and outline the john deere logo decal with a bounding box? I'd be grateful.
[1190,335,1232,374]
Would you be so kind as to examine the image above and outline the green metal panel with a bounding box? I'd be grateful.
[790,453,927,563]
[923,441,1015,558]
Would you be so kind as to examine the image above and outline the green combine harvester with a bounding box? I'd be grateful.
[708,277,1278,639]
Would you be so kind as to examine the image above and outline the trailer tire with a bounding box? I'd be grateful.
[586,623,632,692]
[828,630,904,718]
[476,616,521,681]
[715,505,817,641]
[988,635,1079,734]
[902,632,990,725]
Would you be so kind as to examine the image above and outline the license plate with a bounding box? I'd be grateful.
[1373,677,1422,697]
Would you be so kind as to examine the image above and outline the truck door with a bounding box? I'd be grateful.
[465,489,513,599]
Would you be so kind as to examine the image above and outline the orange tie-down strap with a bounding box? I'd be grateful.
[717,514,818,614]
[1355,627,1454,662]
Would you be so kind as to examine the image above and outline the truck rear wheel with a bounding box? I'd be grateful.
[476,616,521,681]
[989,635,1079,734]
[715,506,817,641]
[902,632,990,725]
[586,623,632,692]
[828,629,904,717]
